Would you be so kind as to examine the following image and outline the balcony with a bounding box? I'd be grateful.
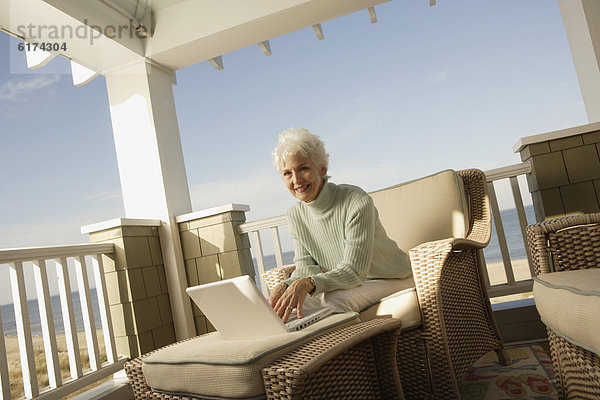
[2,0,600,398]
[3,120,600,398]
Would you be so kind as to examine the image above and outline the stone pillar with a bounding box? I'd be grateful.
[515,122,600,221]
[82,219,176,358]
[176,204,254,335]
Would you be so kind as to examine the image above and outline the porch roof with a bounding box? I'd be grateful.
[1,0,394,77]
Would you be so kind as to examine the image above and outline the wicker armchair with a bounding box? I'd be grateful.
[124,317,404,400]
[527,214,600,399]
[264,169,509,399]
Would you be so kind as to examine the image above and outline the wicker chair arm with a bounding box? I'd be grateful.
[526,213,600,275]
[262,264,296,292]
[528,213,600,233]
[409,237,457,301]
[262,318,403,400]
[409,236,502,390]
[447,236,488,250]
[457,169,492,247]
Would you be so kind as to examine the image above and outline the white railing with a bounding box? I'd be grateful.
[238,162,535,299]
[238,216,288,296]
[482,162,534,298]
[0,243,127,400]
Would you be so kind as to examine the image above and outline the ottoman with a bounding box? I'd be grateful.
[125,314,404,399]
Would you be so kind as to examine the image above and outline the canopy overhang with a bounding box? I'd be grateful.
[1,0,391,75]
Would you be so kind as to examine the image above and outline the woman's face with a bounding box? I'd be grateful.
[281,154,327,202]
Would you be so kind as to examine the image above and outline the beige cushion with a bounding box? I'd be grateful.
[359,283,421,329]
[370,169,469,252]
[142,312,359,399]
[534,268,600,357]
[304,277,415,312]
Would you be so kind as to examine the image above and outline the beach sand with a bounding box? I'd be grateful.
[4,329,110,399]
[486,257,533,284]
[485,258,535,302]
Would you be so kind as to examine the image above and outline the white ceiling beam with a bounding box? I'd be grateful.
[25,45,58,69]
[148,0,390,70]
[368,7,377,23]
[312,23,324,40]
[209,56,224,71]
[2,0,390,74]
[258,40,272,56]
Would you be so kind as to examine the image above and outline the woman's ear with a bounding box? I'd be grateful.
[320,166,328,177]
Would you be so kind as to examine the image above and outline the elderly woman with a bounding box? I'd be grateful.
[268,128,412,322]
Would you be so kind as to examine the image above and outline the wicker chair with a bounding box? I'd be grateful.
[124,317,404,400]
[527,214,600,399]
[263,169,509,399]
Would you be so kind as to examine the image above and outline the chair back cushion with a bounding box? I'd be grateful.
[370,169,469,252]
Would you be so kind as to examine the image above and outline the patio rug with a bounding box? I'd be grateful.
[459,344,558,400]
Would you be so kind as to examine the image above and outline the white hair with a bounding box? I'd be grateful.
[272,128,329,173]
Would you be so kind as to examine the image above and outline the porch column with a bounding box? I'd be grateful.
[104,61,196,340]
[176,204,254,335]
[559,0,600,121]
[515,122,600,221]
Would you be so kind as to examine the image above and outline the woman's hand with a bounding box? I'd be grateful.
[268,282,288,308]
[272,277,315,323]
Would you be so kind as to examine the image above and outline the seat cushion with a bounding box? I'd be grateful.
[534,268,600,357]
[303,277,413,310]
[359,283,421,329]
[369,170,469,252]
[301,277,421,329]
[142,312,359,399]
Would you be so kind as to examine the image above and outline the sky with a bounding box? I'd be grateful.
[0,1,590,302]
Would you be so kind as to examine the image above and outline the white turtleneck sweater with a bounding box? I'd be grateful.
[284,181,412,296]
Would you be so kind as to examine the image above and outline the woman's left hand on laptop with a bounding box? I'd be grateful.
[270,277,316,323]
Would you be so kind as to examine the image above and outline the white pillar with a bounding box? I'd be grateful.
[559,0,600,122]
[105,61,196,340]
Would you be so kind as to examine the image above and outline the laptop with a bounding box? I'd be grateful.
[186,275,333,340]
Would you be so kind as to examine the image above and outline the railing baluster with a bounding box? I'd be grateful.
[0,300,12,400]
[55,257,83,379]
[270,227,284,268]
[9,261,39,399]
[509,176,535,279]
[487,182,517,286]
[32,259,62,389]
[90,254,117,363]
[74,256,101,371]
[250,231,268,296]
[0,243,121,399]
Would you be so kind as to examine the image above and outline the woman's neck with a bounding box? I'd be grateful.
[305,179,335,214]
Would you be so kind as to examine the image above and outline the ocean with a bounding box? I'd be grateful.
[1,205,534,337]
[484,204,536,263]
[1,289,102,337]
